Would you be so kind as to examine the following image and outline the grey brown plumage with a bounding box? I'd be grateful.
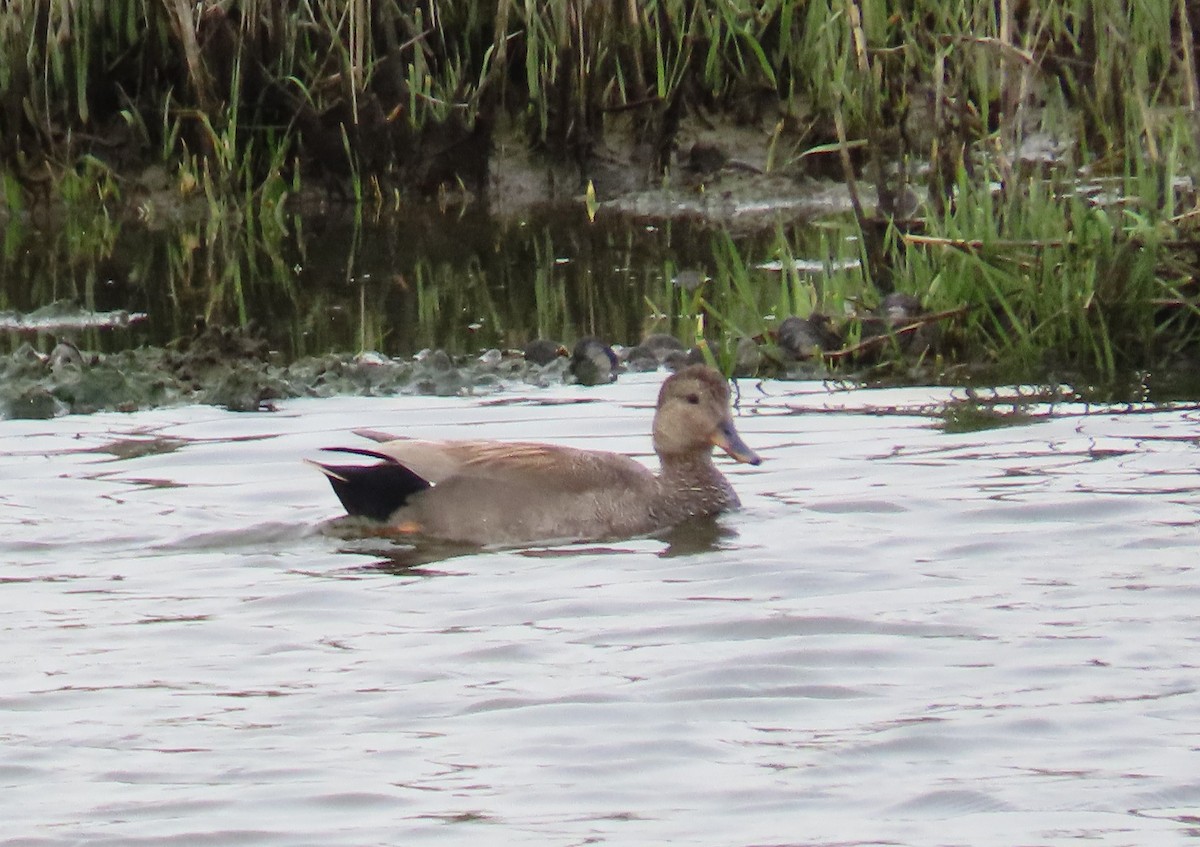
[310,365,761,545]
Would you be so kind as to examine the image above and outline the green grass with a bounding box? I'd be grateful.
[2,1,1188,206]
[4,1,1200,385]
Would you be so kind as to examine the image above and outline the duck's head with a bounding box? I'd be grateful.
[652,365,761,465]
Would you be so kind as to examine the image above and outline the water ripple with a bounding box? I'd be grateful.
[2,379,1198,845]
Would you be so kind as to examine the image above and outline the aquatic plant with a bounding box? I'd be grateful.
[2,1,1200,388]
[0,2,1189,205]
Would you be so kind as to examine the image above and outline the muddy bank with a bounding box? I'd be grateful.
[1,313,861,420]
[0,328,563,420]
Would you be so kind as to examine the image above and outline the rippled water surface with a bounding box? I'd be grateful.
[4,375,1199,846]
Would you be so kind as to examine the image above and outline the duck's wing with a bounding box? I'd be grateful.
[346,432,561,484]
[361,438,651,491]
[352,428,402,443]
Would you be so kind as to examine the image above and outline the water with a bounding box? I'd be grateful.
[0,205,816,360]
[3,374,1199,845]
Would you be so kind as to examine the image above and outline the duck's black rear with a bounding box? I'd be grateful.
[315,448,431,522]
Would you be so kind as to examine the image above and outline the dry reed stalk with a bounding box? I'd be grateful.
[163,0,215,114]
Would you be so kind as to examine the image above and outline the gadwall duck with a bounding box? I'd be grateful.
[311,365,761,546]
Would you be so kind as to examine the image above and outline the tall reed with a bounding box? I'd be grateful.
[3,0,1200,383]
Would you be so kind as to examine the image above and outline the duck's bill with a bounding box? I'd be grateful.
[714,420,762,465]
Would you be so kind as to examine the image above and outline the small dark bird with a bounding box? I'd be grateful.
[777,314,841,360]
[640,333,686,362]
[863,293,934,356]
[569,336,618,386]
[523,339,568,366]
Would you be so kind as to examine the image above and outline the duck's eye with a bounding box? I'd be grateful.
[685,392,701,405]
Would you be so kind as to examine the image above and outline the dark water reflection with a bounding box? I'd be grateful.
[336,517,734,573]
[0,203,806,359]
[3,376,1200,844]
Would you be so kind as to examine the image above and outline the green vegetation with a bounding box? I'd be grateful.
[0,206,748,358]
[2,1,1200,390]
[2,2,1192,204]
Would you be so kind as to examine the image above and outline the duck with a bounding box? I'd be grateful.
[310,365,762,546]
[522,338,568,366]
[777,313,841,361]
[568,336,619,385]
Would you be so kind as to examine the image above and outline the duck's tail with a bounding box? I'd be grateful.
[307,447,431,522]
